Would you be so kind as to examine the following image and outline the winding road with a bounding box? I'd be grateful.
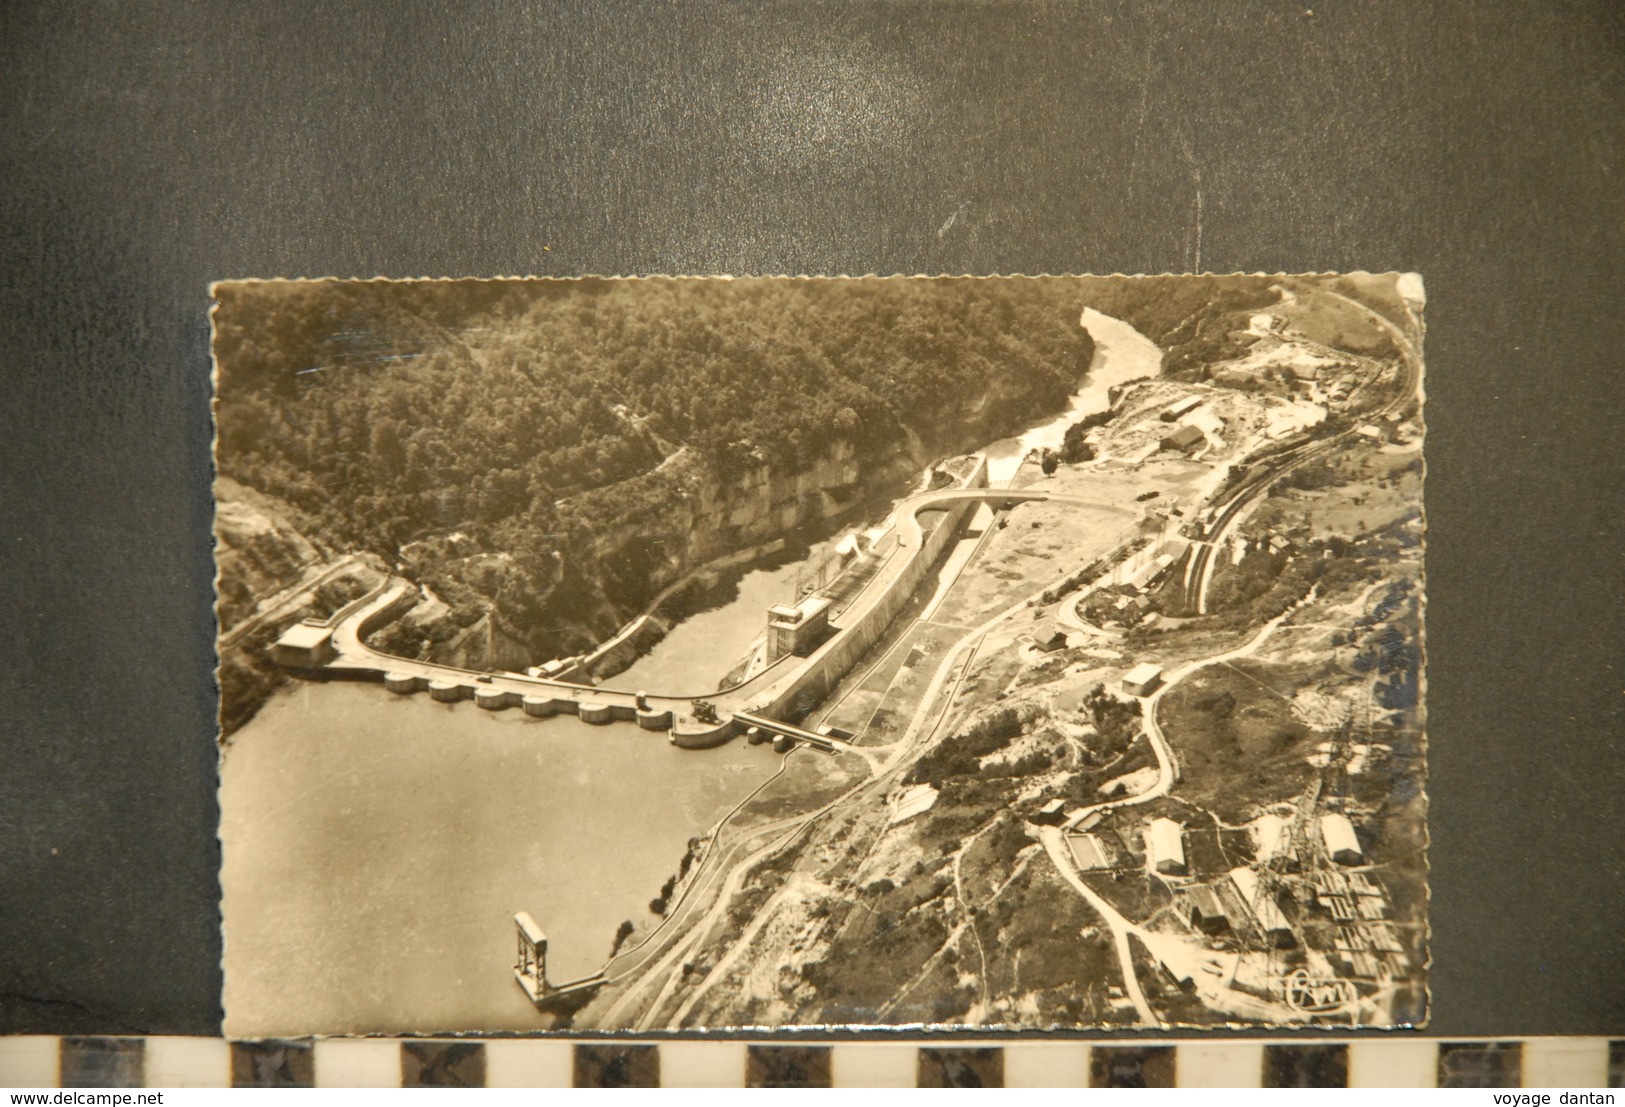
[1044,589,1320,1026]
[596,282,1420,1029]
[299,485,1135,750]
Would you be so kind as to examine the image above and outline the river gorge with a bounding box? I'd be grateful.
[218,308,1163,1035]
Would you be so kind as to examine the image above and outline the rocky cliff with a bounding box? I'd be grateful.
[217,326,1098,724]
[567,436,917,625]
[462,350,1095,664]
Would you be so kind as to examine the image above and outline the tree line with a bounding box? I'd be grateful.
[214,278,1106,654]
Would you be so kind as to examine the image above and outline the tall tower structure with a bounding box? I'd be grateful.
[513,911,548,1002]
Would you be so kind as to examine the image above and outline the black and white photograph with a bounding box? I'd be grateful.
[212,274,1427,1036]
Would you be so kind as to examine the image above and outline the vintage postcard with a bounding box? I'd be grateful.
[213,274,1427,1036]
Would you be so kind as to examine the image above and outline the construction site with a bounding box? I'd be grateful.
[561,276,1427,1031]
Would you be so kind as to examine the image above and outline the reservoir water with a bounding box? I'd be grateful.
[219,307,1163,1034]
[220,680,774,1034]
[598,546,828,696]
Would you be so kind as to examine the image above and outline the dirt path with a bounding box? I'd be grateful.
[1040,588,1321,1026]
[1038,826,1157,1025]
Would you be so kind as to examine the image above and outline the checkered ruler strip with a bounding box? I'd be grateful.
[0,1037,1619,1088]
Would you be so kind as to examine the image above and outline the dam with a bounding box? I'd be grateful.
[272,454,1131,749]
[228,309,1169,1034]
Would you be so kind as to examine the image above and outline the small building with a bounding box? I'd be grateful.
[1031,620,1069,651]
[272,621,335,668]
[1155,951,1198,992]
[1319,813,1365,866]
[529,657,582,680]
[1186,884,1234,935]
[1160,395,1203,422]
[1122,662,1163,697]
[1034,798,1068,826]
[1160,424,1207,453]
[1128,553,1177,592]
[1145,817,1188,876]
[767,594,834,661]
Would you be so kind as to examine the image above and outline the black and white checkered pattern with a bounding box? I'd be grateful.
[0,1036,1618,1088]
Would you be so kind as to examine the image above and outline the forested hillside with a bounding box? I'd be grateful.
[1066,274,1282,379]
[213,277,1102,659]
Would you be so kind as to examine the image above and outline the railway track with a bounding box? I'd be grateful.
[1177,289,1422,615]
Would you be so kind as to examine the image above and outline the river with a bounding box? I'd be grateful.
[600,309,1162,696]
[983,307,1165,483]
[219,306,1163,1035]
[598,543,833,697]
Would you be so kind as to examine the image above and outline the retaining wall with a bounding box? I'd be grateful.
[304,460,998,751]
[754,458,989,723]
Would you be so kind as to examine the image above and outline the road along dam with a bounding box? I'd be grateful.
[272,455,1136,749]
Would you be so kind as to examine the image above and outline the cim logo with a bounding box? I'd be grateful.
[1284,968,1358,1013]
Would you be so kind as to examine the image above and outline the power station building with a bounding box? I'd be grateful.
[766,594,833,662]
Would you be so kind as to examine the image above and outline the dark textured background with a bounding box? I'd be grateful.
[0,1,1619,1037]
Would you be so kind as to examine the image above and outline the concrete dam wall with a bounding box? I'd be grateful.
[752,456,990,726]
[279,457,997,752]
[758,498,978,725]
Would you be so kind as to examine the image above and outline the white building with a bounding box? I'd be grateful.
[1319,813,1365,866]
[1122,662,1163,697]
[1160,395,1203,422]
[1145,817,1188,876]
[767,594,833,661]
[271,621,335,668]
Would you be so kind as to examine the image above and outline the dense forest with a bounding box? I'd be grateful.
[213,279,1107,516]
[213,275,1297,664]
[213,278,1126,654]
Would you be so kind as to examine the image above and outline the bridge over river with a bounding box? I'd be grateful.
[275,469,1135,750]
